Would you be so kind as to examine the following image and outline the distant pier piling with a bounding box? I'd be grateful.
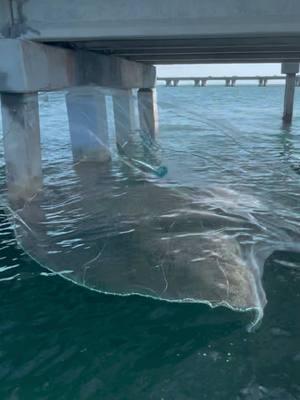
[282,63,299,124]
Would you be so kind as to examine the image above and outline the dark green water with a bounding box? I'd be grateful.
[0,86,300,399]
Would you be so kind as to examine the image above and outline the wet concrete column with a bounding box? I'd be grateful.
[66,87,111,163]
[0,93,42,201]
[137,88,159,138]
[282,63,299,123]
[112,89,138,149]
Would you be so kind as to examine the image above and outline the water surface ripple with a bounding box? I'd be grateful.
[0,86,300,399]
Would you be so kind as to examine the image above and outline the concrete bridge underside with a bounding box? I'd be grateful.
[2,0,300,64]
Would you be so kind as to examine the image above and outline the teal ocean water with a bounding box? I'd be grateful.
[0,85,300,399]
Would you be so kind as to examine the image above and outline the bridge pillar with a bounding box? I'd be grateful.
[173,79,179,87]
[282,63,299,123]
[137,88,159,138]
[66,87,111,163]
[225,79,230,87]
[166,79,172,87]
[263,79,267,86]
[201,79,207,87]
[0,93,42,202]
[194,79,200,87]
[258,78,263,86]
[112,89,138,149]
[230,79,236,87]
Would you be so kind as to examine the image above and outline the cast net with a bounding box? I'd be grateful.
[1,86,300,331]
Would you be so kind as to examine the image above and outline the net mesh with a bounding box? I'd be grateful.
[1,85,300,331]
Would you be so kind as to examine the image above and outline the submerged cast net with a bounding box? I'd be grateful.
[1,86,300,331]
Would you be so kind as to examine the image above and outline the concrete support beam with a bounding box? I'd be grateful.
[138,88,159,138]
[0,39,156,93]
[3,1,300,63]
[194,79,200,87]
[201,79,207,87]
[282,62,299,123]
[66,88,111,163]
[173,79,179,87]
[6,0,300,48]
[231,79,236,87]
[0,0,12,38]
[112,89,138,150]
[166,79,172,87]
[225,79,230,87]
[0,93,42,201]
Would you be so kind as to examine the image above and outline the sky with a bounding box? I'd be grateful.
[156,63,282,77]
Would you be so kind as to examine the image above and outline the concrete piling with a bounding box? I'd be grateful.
[0,93,42,201]
[282,63,299,123]
[0,38,157,199]
[66,87,111,163]
[137,88,159,138]
[112,89,138,149]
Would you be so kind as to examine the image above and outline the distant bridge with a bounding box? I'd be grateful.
[157,76,300,87]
